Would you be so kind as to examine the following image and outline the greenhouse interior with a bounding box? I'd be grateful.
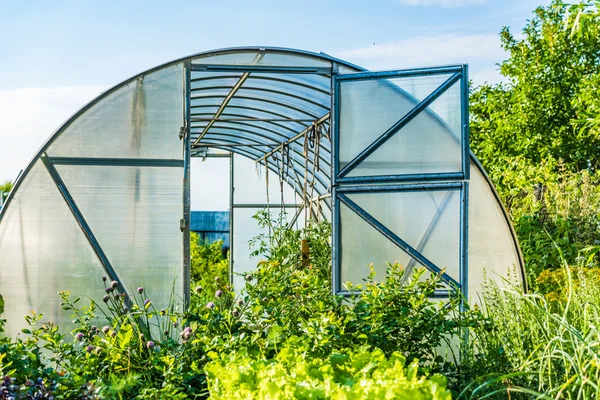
[0,47,525,336]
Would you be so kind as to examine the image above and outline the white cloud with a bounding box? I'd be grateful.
[400,0,486,6]
[336,33,506,83]
[0,86,106,182]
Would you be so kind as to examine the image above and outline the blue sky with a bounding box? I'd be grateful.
[0,0,549,187]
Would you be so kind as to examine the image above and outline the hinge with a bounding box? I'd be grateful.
[180,218,186,232]
[179,126,185,140]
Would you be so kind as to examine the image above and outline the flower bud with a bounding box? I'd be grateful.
[215,290,223,298]
[146,341,155,349]
[137,287,144,294]
[206,302,215,309]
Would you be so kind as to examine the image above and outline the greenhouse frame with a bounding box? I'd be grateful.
[0,47,525,335]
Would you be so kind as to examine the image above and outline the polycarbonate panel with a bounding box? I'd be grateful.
[55,164,183,310]
[232,207,304,291]
[193,51,331,68]
[49,64,184,159]
[338,75,462,176]
[345,190,460,281]
[0,161,107,337]
[340,202,415,287]
[468,164,523,298]
[346,84,462,177]
[233,154,299,205]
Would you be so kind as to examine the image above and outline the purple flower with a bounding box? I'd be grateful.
[215,290,223,298]
[137,287,144,294]
[144,299,151,308]
[90,325,97,332]
[146,341,155,349]
[110,280,118,289]
[86,345,94,353]
[102,326,110,334]
[206,302,215,309]
[103,295,110,303]
[75,333,84,341]
[180,327,192,341]
[104,287,113,294]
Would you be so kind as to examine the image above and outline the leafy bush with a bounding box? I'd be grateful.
[190,232,229,292]
[206,343,452,400]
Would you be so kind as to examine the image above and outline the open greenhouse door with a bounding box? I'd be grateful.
[331,66,469,301]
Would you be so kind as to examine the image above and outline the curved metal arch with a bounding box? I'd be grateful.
[191,104,312,130]
[199,132,330,194]
[198,118,303,138]
[190,94,322,120]
[190,112,307,135]
[198,128,333,181]
[191,74,330,97]
[192,84,329,110]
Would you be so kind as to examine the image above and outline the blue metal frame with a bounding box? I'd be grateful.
[332,66,470,299]
[337,72,462,180]
[183,60,192,308]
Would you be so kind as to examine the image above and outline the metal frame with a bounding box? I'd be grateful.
[183,60,192,308]
[331,66,471,299]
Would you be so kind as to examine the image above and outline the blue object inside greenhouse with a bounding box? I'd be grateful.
[191,211,230,249]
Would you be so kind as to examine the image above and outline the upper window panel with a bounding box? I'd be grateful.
[48,64,184,159]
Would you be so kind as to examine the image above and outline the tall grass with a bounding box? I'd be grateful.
[463,257,600,399]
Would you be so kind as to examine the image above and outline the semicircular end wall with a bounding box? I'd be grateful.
[0,47,525,337]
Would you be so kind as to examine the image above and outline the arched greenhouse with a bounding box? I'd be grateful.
[0,47,525,336]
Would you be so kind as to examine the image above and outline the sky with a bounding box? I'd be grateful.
[0,0,550,205]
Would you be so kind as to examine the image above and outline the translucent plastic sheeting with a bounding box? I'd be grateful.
[468,164,523,299]
[54,164,184,311]
[232,153,299,205]
[345,190,460,281]
[192,51,332,68]
[0,161,108,337]
[49,64,184,159]
[338,75,462,177]
[340,202,430,288]
[232,207,304,291]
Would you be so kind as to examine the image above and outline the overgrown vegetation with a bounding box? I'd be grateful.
[470,0,600,289]
[1,215,466,399]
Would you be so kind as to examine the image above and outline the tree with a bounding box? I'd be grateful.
[470,0,600,194]
[469,1,600,287]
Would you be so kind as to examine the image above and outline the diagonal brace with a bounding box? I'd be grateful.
[192,72,250,146]
[41,153,133,309]
[338,193,459,288]
[338,72,462,178]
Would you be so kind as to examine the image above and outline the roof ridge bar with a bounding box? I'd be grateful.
[192,72,250,146]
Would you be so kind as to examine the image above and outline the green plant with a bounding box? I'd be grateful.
[206,342,452,400]
[190,233,229,293]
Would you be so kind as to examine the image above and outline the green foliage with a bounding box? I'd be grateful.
[206,343,452,400]
[462,260,600,398]
[469,0,600,288]
[471,0,600,180]
[190,232,229,291]
[0,181,12,194]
